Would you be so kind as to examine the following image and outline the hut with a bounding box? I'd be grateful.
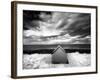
[52,45,69,64]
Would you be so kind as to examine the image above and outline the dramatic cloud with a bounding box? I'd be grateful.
[23,10,91,45]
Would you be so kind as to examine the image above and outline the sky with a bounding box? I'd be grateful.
[23,10,91,45]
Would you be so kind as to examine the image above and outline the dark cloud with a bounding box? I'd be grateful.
[60,13,91,37]
[23,10,52,30]
[49,12,91,39]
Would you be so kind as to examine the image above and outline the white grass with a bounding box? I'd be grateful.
[23,52,91,69]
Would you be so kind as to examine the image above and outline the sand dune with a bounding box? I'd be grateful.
[23,52,91,69]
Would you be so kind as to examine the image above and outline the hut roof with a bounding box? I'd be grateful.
[52,45,66,54]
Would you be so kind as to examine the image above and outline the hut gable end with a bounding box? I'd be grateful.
[52,45,69,64]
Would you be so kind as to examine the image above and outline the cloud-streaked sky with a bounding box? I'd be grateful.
[23,10,91,45]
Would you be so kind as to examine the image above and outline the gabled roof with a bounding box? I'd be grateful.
[52,45,69,64]
[52,45,66,54]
